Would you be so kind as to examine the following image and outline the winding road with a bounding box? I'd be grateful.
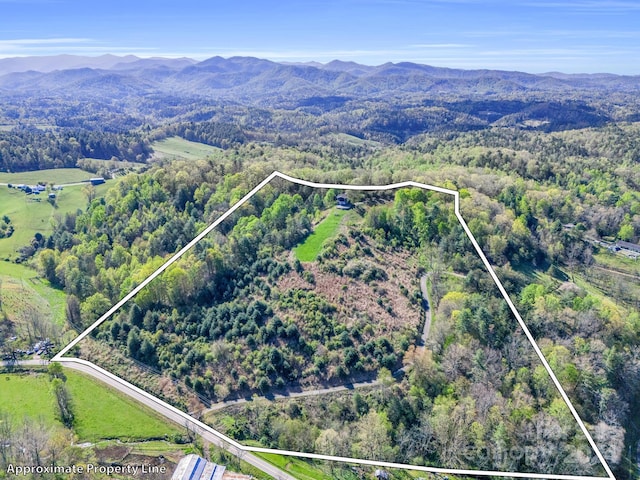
[1,359,297,480]
[0,272,437,479]
[205,272,435,414]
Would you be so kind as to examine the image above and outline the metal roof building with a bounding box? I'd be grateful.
[171,454,226,480]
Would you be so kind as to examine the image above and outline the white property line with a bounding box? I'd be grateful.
[54,171,614,480]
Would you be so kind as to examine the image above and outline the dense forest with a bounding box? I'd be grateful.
[10,125,634,477]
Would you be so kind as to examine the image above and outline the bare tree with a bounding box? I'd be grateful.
[16,417,49,466]
[0,410,14,470]
[51,379,75,428]
[593,422,625,467]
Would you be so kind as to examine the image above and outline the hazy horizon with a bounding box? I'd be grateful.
[1,0,639,75]
[0,52,635,77]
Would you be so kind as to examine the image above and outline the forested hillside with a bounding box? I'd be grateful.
[1,123,629,476]
[0,55,639,479]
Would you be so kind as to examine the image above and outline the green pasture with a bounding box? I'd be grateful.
[593,251,640,276]
[151,136,221,161]
[294,209,348,262]
[0,168,95,185]
[0,370,181,442]
[252,450,337,480]
[0,181,107,260]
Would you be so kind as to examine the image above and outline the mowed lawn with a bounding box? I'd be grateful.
[0,370,181,442]
[152,136,221,161]
[294,209,347,262]
[0,373,57,427]
[0,181,108,259]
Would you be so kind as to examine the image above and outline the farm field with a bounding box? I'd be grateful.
[0,262,66,347]
[151,136,222,161]
[253,448,425,480]
[253,451,337,480]
[0,180,108,260]
[0,371,57,427]
[0,369,181,442]
[0,167,95,185]
[593,250,640,276]
[0,274,62,337]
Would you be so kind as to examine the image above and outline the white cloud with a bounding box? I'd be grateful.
[0,37,91,47]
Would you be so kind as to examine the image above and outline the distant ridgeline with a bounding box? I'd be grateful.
[0,56,639,172]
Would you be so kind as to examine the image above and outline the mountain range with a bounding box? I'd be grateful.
[1,54,638,101]
[0,54,638,137]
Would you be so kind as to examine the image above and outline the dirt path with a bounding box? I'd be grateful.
[418,274,432,347]
[592,264,640,280]
[203,378,382,415]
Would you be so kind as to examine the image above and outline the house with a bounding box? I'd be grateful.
[171,454,225,480]
[336,194,352,210]
[90,177,105,186]
[375,469,389,480]
[616,241,640,254]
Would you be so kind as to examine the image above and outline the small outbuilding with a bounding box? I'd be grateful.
[336,194,352,210]
[90,177,105,186]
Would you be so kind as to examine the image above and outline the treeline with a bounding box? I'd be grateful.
[0,127,152,172]
[157,120,248,149]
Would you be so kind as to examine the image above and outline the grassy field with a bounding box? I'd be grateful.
[0,369,181,442]
[0,262,67,344]
[594,251,640,276]
[0,181,108,260]
[329,132,382,148]
[67,370,181,441]
[1,275,59,329]
[0,372,57,427]
[0,167,95,185]
[294,209,348,262]
[151,136,221,161]
[83,158,146,169]
[253,451,338,480]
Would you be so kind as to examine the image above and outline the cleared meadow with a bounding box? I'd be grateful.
[0,370,181,442]
[0,181,108,259]
[151,136,221,161]
[0,167,95,185]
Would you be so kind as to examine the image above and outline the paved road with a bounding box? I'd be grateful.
[1,359,296,480]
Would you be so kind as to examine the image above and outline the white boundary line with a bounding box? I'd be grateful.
[53,171,615,480]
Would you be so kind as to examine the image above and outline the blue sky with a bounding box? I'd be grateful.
[0,0,639,74]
